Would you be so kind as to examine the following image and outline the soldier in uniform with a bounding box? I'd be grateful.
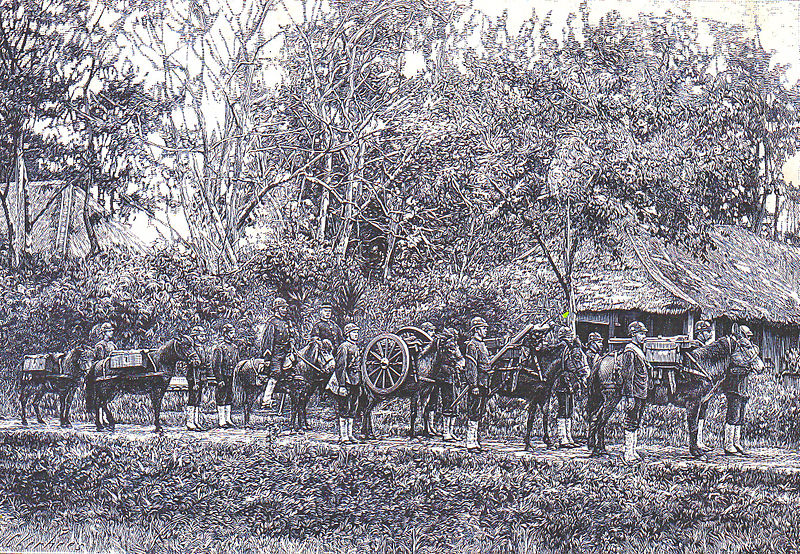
[333,323,362,444]
[723,324,760,456]
[310,301,343,350]
[186,325,211,431]
[585,332,604,371]
[258,297,295,410]
[93,322,117,362]
[553,326,580,448]
[693,320,715,451]
[620,321,651,463]
[464,316,490,452]
[212,323,239,429]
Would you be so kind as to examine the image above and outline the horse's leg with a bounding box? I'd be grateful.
[585,386,601,450]
[152,386,165,433]
[63,388,75,427]
[32,390,46,424]
[524,400,536,451]
[362,394,376,440]
[686,397,704,459]
[59,390,71,428]
[591,389,621,457]
[408,394,418,438]
[19,384,29,426]
[542,393,552,447]
[103,395,116,431]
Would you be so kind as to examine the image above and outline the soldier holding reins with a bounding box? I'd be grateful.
[464,316,490,453]
[693,320,715,452]
[723,324,760,456]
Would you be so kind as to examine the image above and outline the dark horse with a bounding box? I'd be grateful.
[491,337,589,450]
[586,335,764,458]
[359,329,465,440]
[20,347,86,427]
[234,341,335,429]
[85,336,194,432]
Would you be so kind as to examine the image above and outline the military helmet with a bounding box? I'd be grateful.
[628,321,648,335]
[272,297,289,310]
[694,320,712,334]
[738,325,753,338]
[344,323,360,335]
[588,332,603,343]
[100,322,115,332]
[420,322,435,334]
[319,301,333,310]
[470,317,488,331]
[557,326,574,342]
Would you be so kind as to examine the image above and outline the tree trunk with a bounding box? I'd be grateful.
[11,136,27,268]
[317,153,332,243]
[564,197,576,332]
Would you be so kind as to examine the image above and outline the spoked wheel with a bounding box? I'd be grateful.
[361,333,410,396]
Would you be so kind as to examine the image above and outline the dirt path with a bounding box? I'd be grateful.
[1,416,799,475]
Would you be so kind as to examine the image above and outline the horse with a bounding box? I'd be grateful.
[20,347,87,427]
[490,337,590,450]
[234,341,335,429]
[85,336,194,433]
[585,334,764,459]
[359,329,465,440]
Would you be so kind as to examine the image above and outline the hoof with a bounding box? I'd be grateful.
[689,449,707,460]
[20,420,27,427]
[36,419,45,425]
[153,427,164,434]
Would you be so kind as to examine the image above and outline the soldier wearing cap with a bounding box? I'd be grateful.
[331,322,362,444]
[553,326,580,448]
[186,324,211,431]
[310,301,343,351]
[258,297,296,409]
[693,320,715,452]
[93,322,117,362]
[212,323,239,428]
[464,316,490,452]
[723,324,762,456]
[620,321,651,462]
[586,332,605,370]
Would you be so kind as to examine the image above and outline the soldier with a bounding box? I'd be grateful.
[620,321,651,463]
[553,326,579,448]
[693,320,715,451]
[585,332,605,371]
[464,316,490,453]
[723,324,760,456]
[436,327,460,442]
[332,322,362,444]
[212,323,239,429]
[186,325,211,431]
[310,301,343,350]
[258,297,295,410]
[93,322,117,362]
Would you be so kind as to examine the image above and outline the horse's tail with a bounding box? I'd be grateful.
[85,364,96,413]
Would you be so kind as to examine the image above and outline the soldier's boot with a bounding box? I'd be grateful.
[185,406,197,431]
[338,418,348,444]
[723,424,738,456]
[622,430,641,463]
[347,418,358,444]
[557,418,569,448]
[565,419,579,448]
[193,405,204,431]
[261,379,277,410]
[217,406,226,428]
[696,419,709,451]
[465,420,477,452]
[224,405,234,427]
[733,425,748,456]
[425,412,437,436]
[442,417,456,442]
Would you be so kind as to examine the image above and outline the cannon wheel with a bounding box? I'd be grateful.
[362,333,410,396]
[395,326,433,355]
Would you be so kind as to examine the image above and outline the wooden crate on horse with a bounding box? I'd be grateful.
[23,353,59,375]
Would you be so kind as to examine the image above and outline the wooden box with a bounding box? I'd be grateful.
[109,350,147,370]
[23,354,58,373]
[644,339,681,365]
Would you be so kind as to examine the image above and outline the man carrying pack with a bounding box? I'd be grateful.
[464,316,490,453]
[620,321,651,463]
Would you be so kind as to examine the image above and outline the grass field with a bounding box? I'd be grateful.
[1,429,800,553]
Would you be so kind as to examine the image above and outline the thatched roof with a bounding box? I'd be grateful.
[9,181,146,259]
[495,224,800,326]
[637,225,800,326]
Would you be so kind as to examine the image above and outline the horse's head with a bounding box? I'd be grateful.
[562,337,590,390]
[174,334,196,362]
[64,346,88,377]
[435,327,465,373]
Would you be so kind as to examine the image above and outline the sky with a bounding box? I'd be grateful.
[127,0,800,242]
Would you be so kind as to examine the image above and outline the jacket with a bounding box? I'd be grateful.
[212,338,240,379]
[621,342,649,400]
[465,337,490,389]
[335,339,362,387]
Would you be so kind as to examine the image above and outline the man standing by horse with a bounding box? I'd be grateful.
[329,322,362,444]
[93,322,117,362]
[186,325,210,431]
[723,324,760,456]
[620,321,651,463]
[311,301,343,351]
[213,323,239,429]
[553,326,581,448]
[258,297,296,410]
[693,320,715,452]
[464,316,490,453]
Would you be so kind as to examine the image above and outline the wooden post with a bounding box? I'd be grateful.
[686,311,695,340]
